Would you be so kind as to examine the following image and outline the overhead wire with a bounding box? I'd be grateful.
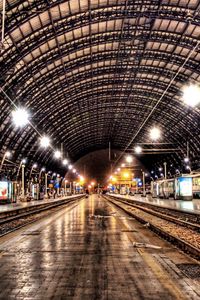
[113,37,200,167]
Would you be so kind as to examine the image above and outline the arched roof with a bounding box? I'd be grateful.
[0,0,200,173]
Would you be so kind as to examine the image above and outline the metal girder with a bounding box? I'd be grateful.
[1,0,200,174]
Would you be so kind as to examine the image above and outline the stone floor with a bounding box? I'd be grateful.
[0,195,199,300]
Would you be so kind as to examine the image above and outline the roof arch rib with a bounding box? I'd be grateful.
[1,0,200,174]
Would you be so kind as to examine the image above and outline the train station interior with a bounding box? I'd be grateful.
[0,0,200,299]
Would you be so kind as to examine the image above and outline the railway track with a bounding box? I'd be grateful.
[0,195,84,237]
[104,195,200,261]
[108,195,200,225]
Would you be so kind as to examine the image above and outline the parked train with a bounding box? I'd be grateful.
[151,173,200,200]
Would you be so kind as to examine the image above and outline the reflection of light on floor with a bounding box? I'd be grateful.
[91,194,95,215]
[110,213,117,230]
[80,200,85,224]
[110,193,200,212]
[180,201,194,211]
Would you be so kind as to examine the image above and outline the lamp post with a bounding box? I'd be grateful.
[142,171,146,197]
[163,162,167,198]
[0,151,11,172]
[29,163,37,180]
[73,181,76,194]
[21,162,25,199]
[64,180,67,195]
[39,167,45,181]
[29,163,37,190]
[45,173,48,198]
[164,162,167,179]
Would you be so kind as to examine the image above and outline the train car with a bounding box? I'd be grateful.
[175,176,193,200]
[191,173,200,198]
[151,181,159,198]
[160,179,174,199]
[151,175,194,200]
[151,179,174,199]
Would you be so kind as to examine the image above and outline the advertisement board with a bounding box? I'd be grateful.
[0,181,9,200]
[178,177,192,197]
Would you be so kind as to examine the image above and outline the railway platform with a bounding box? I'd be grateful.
[0,195,84,219]
[109,193,200,215]
[0,194,199,300]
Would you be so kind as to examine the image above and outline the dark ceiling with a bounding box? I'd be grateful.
[0,0,200,176]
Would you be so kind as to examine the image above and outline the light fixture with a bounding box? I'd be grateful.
[117,168,121,172]
[52,173,56,176]
[12,108,29,127]
[72,169,76,173]
[126,155,133,163]
[22,158,26,164]
[79,176,84,182]
[159,167,162,171]
[149,127,161,141]
[135,146,142,154]
[40,136,50,148]
[41,167,45,172]
[123,172,129,179]
[68,164,73,170]
[121,163,125,167]
[5,151,11,158]
[54,150,61,159]
[145,173,148,177]
[182,84,200,107]
[186,165,191,172]
[63,159,68,165]
[33,163,37,168]
[184,157,189,163]
[151,170,154,174]
[111,177,117,183]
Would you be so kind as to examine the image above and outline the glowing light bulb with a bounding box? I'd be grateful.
[182,84,200,107]
[40,136,50,148]
[12,108,29,127]
[149,127,161,141]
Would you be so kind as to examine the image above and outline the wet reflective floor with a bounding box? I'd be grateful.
[0,195,81,213]
[0,195,199,300]
[111,193,200,214]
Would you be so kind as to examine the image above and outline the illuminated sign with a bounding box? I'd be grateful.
[178,177,192,197]
[0,181,8,200]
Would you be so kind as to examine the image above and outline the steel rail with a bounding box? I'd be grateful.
[106,195,200,229]
[0,195,84,237]
[104,195,200,260]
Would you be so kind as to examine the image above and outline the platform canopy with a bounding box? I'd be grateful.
[0,0,200,174]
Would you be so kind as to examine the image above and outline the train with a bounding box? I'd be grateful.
[151,173,200,200]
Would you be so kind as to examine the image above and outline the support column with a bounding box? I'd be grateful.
[142,171,146,197]
[45,173,48,198]
[21,164,25,199]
